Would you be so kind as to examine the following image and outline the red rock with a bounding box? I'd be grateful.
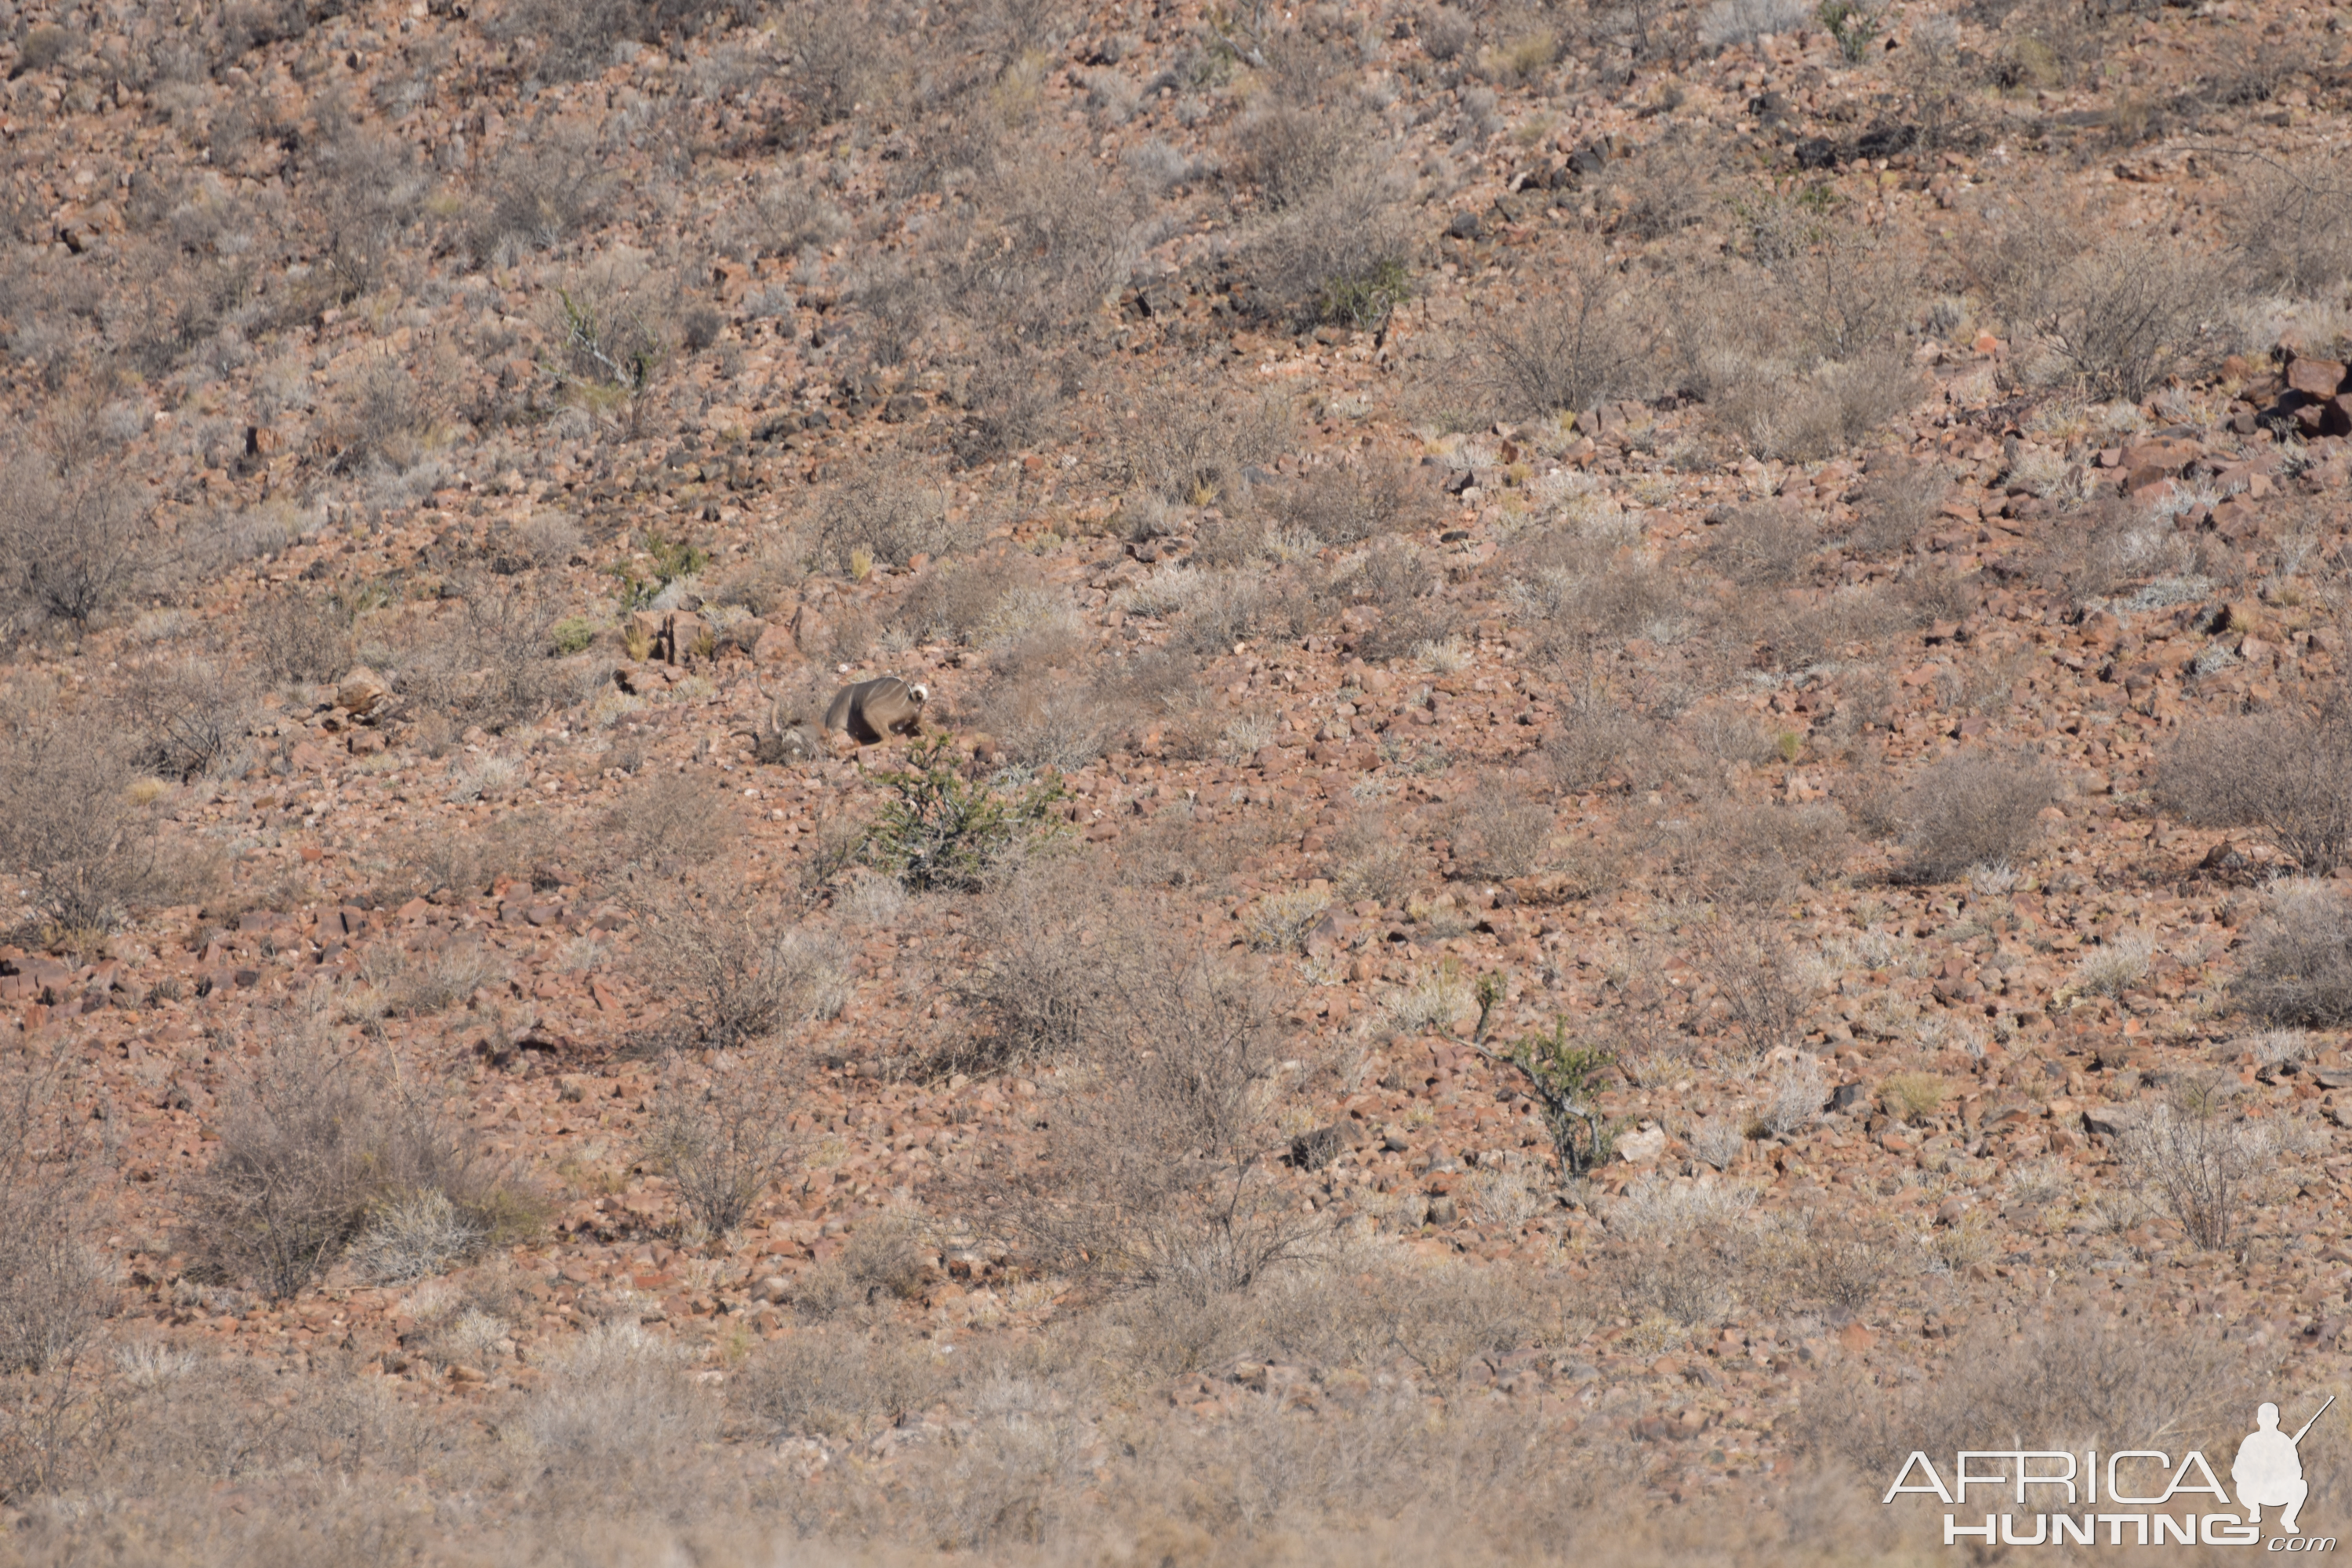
[2288,358,2347,398]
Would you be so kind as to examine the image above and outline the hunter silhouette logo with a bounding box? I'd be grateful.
[2238,1398,2332,1537]
[1884,1396,2340,1549]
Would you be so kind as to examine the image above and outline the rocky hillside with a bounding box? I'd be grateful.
[2,0,2351,1559]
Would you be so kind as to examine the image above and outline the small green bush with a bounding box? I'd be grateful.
[864,735,1066,893]
[549,615,598,655]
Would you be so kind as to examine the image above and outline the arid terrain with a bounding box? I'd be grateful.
[2,0,2352,1561]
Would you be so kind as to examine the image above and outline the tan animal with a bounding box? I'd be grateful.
[823,677,928,742]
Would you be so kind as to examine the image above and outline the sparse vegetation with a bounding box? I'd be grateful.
[0,0,2343,1556]
[1894,748,2058,884]
[2159,690,2352,875]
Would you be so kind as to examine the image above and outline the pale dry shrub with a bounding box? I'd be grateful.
[1713,351,1925,462]
[115,655,256,782]
[956,864,1155,1069]
[643,1051,801,1235]
[1243,887,1332,952]
[597,771,738,877]
[183,1020,528,1298]
[2117,1086,2277,1260]
[0,456,148,630]
[1703,501,1818,588]
[252,589,355,684]
[990,951,1322,1298]
[813,475,967,572]
[1277,454,1443,547]
[1609,1175,1762,1245]
[630,877,844,1050]
[1698,0,1809,49]
[1483,252,1657,420]
[1804,1309,2261,1476]
[1687,917,1814,1062]
[2233,151,2352,298]
[346,1189,485,1285]
[525,1319,715,1464]
[2071,930,2154,998]
[1446,781,1552,882]
[1543,685,1662,791]
[0,1051,110,1378]
[1979,207,2229,402]
[358,941,505,1014]
[1757,1056,1826,1138]
[2158,688,2352,875]
[0,706,166,930]
[397,578,573,733]
[735,1329,953,1444]
[1895,748,2057,883]
[2232,883,2352,1027]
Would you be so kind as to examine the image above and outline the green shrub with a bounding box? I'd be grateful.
[549,615,598,655]
[864,735,1066,893]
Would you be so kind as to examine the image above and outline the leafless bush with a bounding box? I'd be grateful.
[0,707,165,930]
[1688,916,1814,1062]
[305,126,430,304]
[1123,382,1286,509]
[183,1020,528,1298]
[347,1189,485,1285]
[990,949,1321,1297]
[0,1050,110,1378]
[397,579,572,733]
[1483,255,1657,420]
[252,590,355,684]
[1278,454,1442,548]
[953,344,1063,465]
[1844,457,1948,557]
[735,1327,951,1443]
[2232,151,2352,298]
[0,457,148,631]
[495,0,645,83]
[467,122,611,262]
[114,655,254,781]
[630,878,845,1050]
[778,0,893,129]
[643,1052,801,1234]
[1980,210,2227,401]
[1757,1056,1825,1138]
[1703,800,1853,904]
[2157,688,2352,875]
[2230,884,2352,1027]
[1703,501,1819,588]
[1232,159,1414,331]
[1698,0,1809,49]
[1446,782,1552,881]
[597,771,739,877]
[943,155,1143,345]
[334,360,437,475]
[956,865,1150,1070]
[2119,1077,2301,1250]
[1895,747,2057,883]
[1543,686,1661,792]
[813,477,967,572]
[1711,350,1925,462]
